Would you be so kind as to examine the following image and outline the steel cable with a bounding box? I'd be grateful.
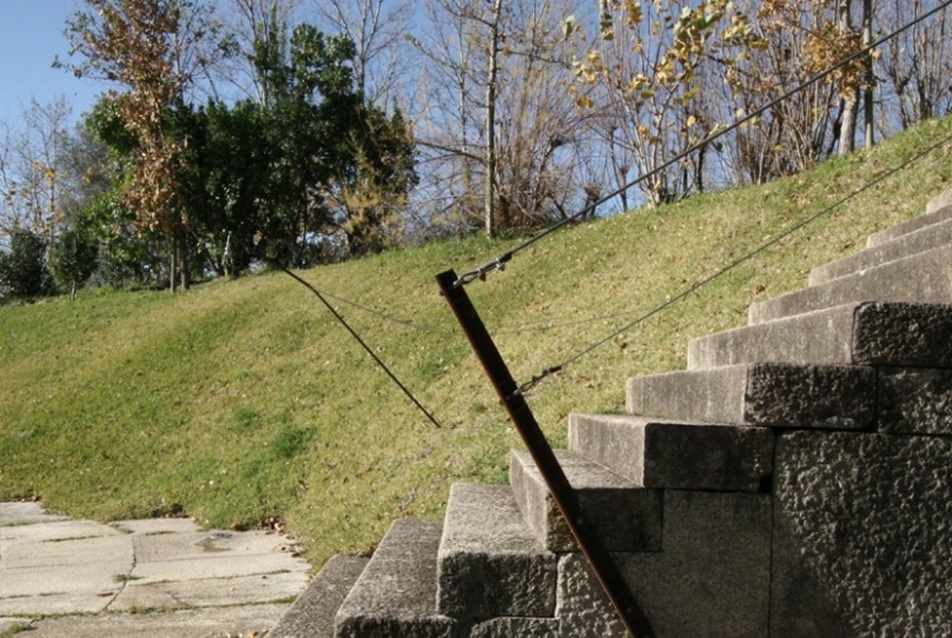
[513,130,952,396]
[454,0,952,288]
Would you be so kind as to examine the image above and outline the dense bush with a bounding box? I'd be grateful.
[0,228,51,301]
[50,223,99,300]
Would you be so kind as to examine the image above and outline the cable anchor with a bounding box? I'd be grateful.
[453,252,513,288]
[512,365,563,398]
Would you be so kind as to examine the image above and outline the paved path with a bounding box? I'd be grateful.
[0,502,310,637]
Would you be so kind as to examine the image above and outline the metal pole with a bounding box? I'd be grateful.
[437,269,653,638]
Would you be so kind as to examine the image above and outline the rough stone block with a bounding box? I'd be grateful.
[509,449,662,552]
[771,431,952,638]
[558,491,772,638]
[877,367,952,435]
[335,519,456,638]
[268,555,367,638]
[688,302,952,369]
[437,483,557,621]
[627,363,875,429]
[569,414,773,492]
[469,617,562,637]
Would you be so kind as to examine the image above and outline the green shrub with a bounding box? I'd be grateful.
[0,228,51,301]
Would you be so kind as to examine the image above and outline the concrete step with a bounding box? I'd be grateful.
[269,555,368,638]
[335,519,456,638]
[437,483,557,623]
[688,301,952,370]
[810,216,952,286]
[568,414,774,493]
[866,189,952,248]
[508,449,662,553]
[750,244,952,324]
[627,363,875,430]
[558,491,773,638]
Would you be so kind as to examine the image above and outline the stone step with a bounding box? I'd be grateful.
[750,244,952,324]
[809,216,952,286]
[508,449,662,553]
[568,414,774,493]
[437,483,557,623]
[688,301,952,370]
[627,363,875,430]
[268,555,368,638]
[335,519,456,638]
[558,490,773,638]
[866,189,952,248]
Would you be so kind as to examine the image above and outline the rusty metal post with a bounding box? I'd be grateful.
[437,269,653,638]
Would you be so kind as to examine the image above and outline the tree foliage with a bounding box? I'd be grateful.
[4,0,948,299]
[49,221,99,300]
[0,228,50,301]
[573,0,767,203]
[58,0,416,289]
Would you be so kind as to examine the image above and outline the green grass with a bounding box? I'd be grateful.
[0,622,34,637]
[2,116,951,569]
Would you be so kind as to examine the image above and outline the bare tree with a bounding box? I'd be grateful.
[878,0,952,132]
[408,0,488,234]
[576,0,766,203]
[491,0,594,227]
[708,0,846,183]
[213,0,302,105]
[0,98,73,248]
[410,0,591,235]
[313,0,414,108]
[0,122,18,243]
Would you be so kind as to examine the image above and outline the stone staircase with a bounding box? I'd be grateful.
[270,191,952,638]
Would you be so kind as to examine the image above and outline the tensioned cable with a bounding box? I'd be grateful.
[305,284,455,335]
[270,265,607,337]
[453,0,952,288]
[271,263,444,428]
[512,130,952,396]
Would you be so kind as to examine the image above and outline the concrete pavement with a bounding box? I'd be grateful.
[0,502,310,637]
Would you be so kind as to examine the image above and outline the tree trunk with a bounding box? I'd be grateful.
[839,91,858,155]
[179,233,190,290]
[862,0,874,149]
[484,0,502,237]
[838,0,857,156]
[169,237,178,293]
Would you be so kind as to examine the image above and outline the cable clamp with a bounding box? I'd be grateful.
[512,365,563,397]
[453,252,514,288]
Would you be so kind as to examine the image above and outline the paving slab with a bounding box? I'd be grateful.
[0,502,311,637]
[110,570,308,611]
[0,501,69,526]
[4,603,290,638]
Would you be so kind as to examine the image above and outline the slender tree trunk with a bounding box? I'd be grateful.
[863,0,874,149]
[169,237,178,293]
[179,232,190,290]
[839,91,858,154]
[484,0,502,237]
[838,0,857,155]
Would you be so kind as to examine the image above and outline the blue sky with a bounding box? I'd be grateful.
[0,0,106,126]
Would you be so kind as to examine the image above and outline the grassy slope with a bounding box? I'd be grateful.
[2,116,951,567]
